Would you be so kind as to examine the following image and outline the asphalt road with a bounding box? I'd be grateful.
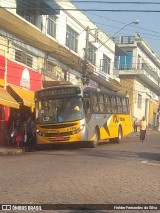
[0,131,160,213]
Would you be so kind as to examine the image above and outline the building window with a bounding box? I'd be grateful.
[121,36,134,44]
[119,51,133,70]
[101,54,111,74]
[23,15,39,27]
[137,94,142,109]
[47,15,56,38]
[26,55,33,67]
[47,63,56,76]
[88,43,96,65]
[66,25,78,52]
[15,49,33,68]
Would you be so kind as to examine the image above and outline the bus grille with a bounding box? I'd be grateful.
[43,131,73,137]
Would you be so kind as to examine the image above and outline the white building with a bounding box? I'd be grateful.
[0,0,123,90]
[114,34,160,128]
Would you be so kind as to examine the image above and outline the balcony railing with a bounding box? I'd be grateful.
[117,62,159,80]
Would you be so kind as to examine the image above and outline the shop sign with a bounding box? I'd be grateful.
[88,79,98,88]
[20,68,30,90]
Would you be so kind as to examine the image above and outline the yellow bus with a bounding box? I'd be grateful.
[35,85,132,148]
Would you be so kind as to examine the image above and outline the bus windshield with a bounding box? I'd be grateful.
[36,96,84,124]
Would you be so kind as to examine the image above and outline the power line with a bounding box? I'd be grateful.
[57,9,160,12]
[2,0,160,38]
[69,1,160,4]
[2,6,160,13]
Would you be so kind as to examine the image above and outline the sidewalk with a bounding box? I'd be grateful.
[0,130,159,155]
[125,129,160,138]
[0,146,24,156]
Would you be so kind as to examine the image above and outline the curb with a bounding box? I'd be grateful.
[0,148,25,156]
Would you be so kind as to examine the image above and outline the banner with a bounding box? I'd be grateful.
[0,204,159,211]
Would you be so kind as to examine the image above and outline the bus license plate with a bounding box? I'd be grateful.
[55,136,64,141]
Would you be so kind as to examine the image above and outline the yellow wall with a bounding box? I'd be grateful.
[148,101,158,126]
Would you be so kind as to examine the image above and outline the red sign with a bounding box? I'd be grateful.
[7,59,42,91]
[0,55,5,79]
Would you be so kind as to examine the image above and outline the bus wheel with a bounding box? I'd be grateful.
[115,126,122,143]
[90,129,99,148]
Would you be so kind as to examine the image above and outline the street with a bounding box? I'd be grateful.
[0,131,160,213]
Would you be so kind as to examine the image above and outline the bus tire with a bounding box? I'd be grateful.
[114,126,122,143]
[90,129,99,148]
[109,126,122,143]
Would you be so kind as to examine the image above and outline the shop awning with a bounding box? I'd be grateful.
[9,85,35,108]
[0,88,19,109]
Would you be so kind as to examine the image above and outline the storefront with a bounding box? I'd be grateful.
[0,55,42,144]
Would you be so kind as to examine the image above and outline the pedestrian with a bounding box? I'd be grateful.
[12,112,22,148]
[139,116,147,142]
[133,118,139,132]
[24,116,35,152]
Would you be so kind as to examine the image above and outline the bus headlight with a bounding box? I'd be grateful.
[72,124,85,134]
[36,129,43,136]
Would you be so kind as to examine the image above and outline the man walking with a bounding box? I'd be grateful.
[139,116,147,142]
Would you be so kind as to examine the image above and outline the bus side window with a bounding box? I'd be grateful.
[122,98,130,114]
[84,92,91,113]
[111,96,118,113]
[116,97,122,113]
[91,93,99,113]
[122,98,127,113]
[104,95,112,113]
[98,94,105,113]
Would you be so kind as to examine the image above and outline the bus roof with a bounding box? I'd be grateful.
[83,87,126,98]
[36,85,126,98]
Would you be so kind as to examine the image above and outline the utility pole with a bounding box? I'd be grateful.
[82,26,90,85]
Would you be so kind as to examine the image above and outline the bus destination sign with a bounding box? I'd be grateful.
[37,87,81,98]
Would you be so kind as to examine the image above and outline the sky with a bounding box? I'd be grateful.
[66,0,160,56]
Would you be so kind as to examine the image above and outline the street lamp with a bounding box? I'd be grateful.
[97,19,139,49]
[81,20,140,85]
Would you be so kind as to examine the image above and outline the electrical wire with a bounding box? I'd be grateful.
[0,1,159,93]
[69,1,160,4]
[3,0,160,43]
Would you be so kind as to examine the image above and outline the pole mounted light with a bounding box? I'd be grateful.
[81,19,139,85]
[97,19,139,49]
